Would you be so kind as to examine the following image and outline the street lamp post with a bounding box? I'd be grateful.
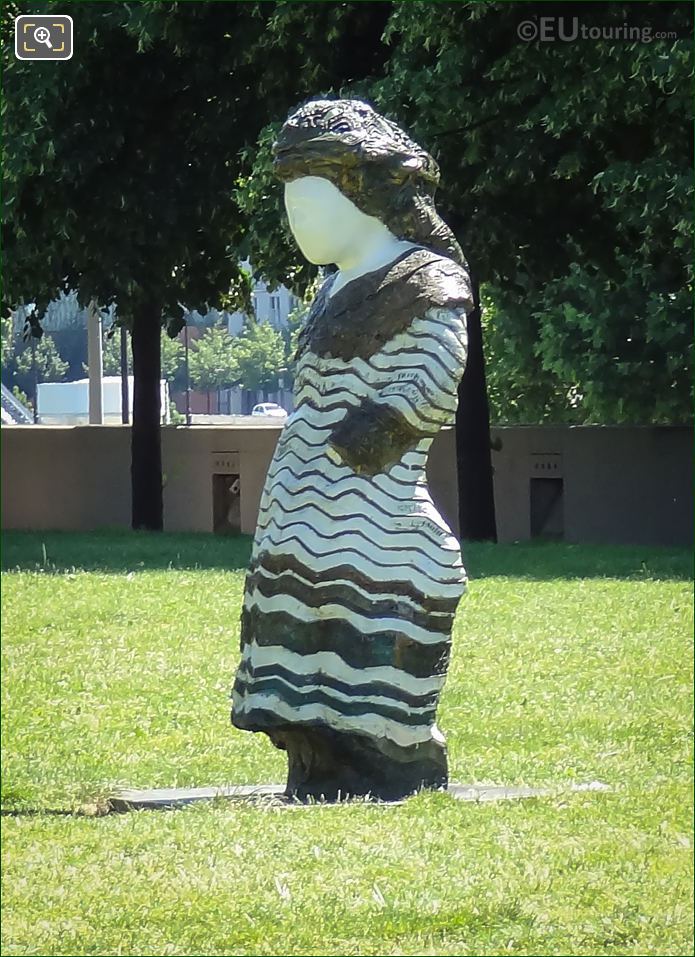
[86,300,104,424]
[120,325,129,424]
[184,324,191,426]
[30,333,38,424]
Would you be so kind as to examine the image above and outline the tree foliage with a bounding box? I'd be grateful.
[84,330,123,377]
[380,2,693,424]
[240,1,692,424]
[4,1,689,535]
[1,314,14,370]
[2,0,394,527]
[233,319,287,394]
[15,333,68,384]
[2,0,392,322]
[159,332,184,385]
[188,327,238,394]
[4,1,246,323]
[12,384,32,412]
[187,319,288,396]
[83,328,183,383]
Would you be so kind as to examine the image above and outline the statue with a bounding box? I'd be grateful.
[231,98,473,801]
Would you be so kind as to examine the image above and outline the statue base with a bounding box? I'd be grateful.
[108,780,611,813]
[266,725,447,803]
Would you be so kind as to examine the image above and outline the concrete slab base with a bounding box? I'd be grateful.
[109,781,610,812]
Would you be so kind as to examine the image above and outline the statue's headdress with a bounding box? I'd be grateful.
[272,98,465,266]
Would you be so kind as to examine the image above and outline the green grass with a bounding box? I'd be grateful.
[2,530,692,956]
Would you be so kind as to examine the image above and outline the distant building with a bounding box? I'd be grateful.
[225,261,301,336]
[10,264,302,419]
[10,263,301,338]
[37,377,170,425]
[11,291,116,335]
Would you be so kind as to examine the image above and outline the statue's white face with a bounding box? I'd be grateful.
[284,176,380,266]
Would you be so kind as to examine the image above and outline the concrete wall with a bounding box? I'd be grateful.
[1,424,691,546]
[1,424,281,536]
[490,425,692,547]
[3,425,133,532]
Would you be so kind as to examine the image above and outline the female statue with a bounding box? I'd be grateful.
[232,98,473,801]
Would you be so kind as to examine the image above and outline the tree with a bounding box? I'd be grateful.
[233,319,287,397]
[11,328,68,412]
[15,332,68,383]
[238,1,691,537]
[12,384,32,412]
[3,0,393,530]
[189,326,239,412]
[369,1,691,428]
[160,331,184,387]
[85,327,183,387]
[1,314,15,370]
[6,2,688,537]
[52,325,90,381]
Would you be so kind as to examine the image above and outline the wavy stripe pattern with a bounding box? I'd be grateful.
[233,302,468,748]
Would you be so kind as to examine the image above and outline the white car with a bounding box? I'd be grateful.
[251,402,288,419]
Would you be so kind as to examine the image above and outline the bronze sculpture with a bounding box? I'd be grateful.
[232,99,473,801]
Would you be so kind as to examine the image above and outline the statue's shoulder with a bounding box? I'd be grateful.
[383,248,474,315]
[298,248,472,362]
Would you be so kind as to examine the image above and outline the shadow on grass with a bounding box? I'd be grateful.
[1,529,253,574]
[1,529,692,581]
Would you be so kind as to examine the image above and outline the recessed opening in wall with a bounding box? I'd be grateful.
[212,473,241,534]
[530,477,564,540]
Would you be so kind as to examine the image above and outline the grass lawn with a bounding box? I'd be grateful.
[1,530,692,956]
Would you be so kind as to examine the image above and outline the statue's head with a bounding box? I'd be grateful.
[272,98,464,267]
[281,174,379,266]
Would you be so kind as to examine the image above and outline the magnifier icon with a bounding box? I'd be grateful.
[33,26,53,49]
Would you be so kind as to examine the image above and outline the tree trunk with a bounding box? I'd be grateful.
[455,276,497,541]
[130,302,163,530]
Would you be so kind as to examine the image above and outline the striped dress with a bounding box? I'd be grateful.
[232,246,472,787]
